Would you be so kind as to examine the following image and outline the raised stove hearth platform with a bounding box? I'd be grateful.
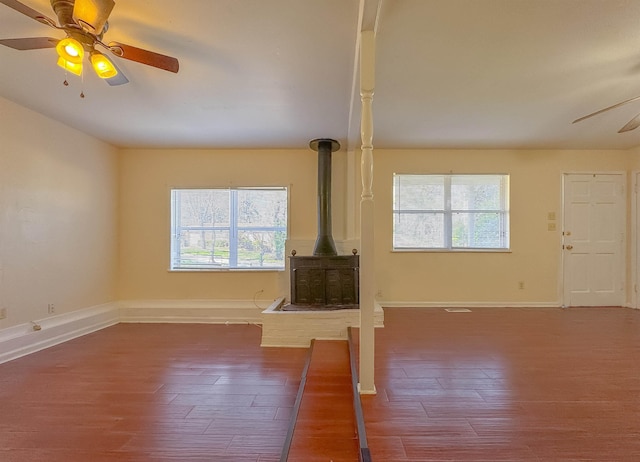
[281,303,359,312]
[261,298,384,348]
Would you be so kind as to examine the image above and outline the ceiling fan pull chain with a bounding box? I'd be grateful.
[61,62,69,87]
[80,67,85,98]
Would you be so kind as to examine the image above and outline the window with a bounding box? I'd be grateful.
[170,188,287,270]
[393,174,509,250]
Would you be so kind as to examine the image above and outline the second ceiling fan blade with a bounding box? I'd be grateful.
[72,0,115,35]
[0,0,57,27]
[573,94,640,124]
[0,37,58,50]
[108,41,179,73]
[104,59,129,86]
[618,113,640,133]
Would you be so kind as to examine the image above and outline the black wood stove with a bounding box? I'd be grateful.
[288,139,359,309]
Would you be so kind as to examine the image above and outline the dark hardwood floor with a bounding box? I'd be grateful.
[1,307,639,461]
[0,323,308,462]
[359,307,640,461]
[287,340,359,461]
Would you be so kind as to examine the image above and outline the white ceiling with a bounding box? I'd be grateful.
[2,0,640,151]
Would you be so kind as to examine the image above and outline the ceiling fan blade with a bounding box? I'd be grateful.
[104,60,129,86]
[105,73,129,86]
[0,37,58,50]
[618,113,640,133]
[72,0,114,35]
[0,0,57,27]
[573,94,640,124]
[108,41,179,73]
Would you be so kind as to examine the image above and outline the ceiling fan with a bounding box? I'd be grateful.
[0,0,179,86]
[573,94,640,133]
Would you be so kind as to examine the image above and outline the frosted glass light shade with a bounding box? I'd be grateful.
[57,57,83,76]
[90,52,118,79]
[56,37,84,64]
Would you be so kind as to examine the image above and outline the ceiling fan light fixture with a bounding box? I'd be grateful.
[0,0,179,85]
[57,57,83,76]
[56,37,84,64]
[90,51,117,79]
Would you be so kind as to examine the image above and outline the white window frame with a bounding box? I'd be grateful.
[393,174,510,251]
[170,187,288,270]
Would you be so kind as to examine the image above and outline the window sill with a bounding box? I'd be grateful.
[169,268,285,273]
[391,248,512,254]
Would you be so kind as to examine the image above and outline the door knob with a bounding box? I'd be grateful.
[566,245,573,250]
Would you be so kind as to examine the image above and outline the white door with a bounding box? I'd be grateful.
[562,173,625,307]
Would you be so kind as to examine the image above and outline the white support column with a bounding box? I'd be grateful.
[359,29,376,395]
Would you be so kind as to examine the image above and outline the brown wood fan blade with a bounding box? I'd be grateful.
[573,94,640,124]
[73,0,114,35]
[618,113,640,133]
[0,37,58,50]
[0,0,57,27]
[108,41,179,73]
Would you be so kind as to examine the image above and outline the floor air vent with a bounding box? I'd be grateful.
[445,308,472,313]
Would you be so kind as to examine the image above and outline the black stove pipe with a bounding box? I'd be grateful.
[309,138,340,256]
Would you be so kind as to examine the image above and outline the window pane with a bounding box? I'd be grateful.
[176,230,230,268]
[451,176,502,210]
[171,188,287,270]
[237,189,287,227]
[392,174,509,251]
[236,230,287,268]
[178,190,230,227]
[394,175,444,210]
[393,212,444,248]
[452,212,504,248]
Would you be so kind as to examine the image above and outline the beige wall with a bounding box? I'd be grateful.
[3,92,639,317]
[0,97,118,328]
[367,149,636,304]
[117,148,349,300]
[119,146,639,305]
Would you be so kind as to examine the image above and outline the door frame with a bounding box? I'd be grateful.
[632,171,640,309]
[561,171,627,308]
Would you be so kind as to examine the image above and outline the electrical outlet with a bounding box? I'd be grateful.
[518,281,525,290]
[0,308,6,320]
[47,303,55,314]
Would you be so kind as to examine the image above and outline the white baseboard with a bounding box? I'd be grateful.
[118,299,268,324]
[0,303,119,364]
[0,297,566,365]
[379,300,561,309]
[0,299,273,364]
